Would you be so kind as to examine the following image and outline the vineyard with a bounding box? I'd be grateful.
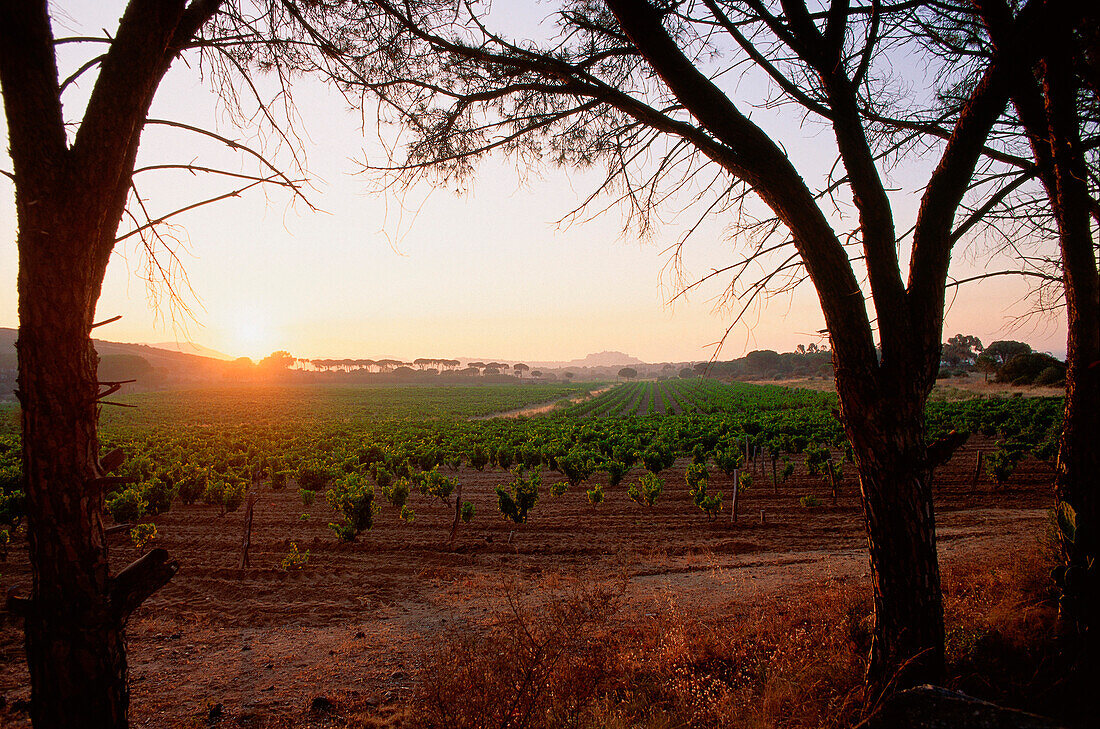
[0,380,1063,724]
[0,379,1063,550]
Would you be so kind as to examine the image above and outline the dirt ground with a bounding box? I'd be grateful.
[0,435,1055,727]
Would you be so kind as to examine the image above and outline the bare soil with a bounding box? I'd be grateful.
[0,435,1055,727]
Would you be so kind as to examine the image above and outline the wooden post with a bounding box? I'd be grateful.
[731,468,739,524]
[239,492,256,569]
[972,450,983,486]
[828,460,839,505]
[448,483,463,544]
[772,453,779,496]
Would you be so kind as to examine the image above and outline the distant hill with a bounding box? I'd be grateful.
[0,327,235,398]
[565,351,644,368]
[149,340,233,360]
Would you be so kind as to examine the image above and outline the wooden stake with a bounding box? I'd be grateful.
[239,493,256,569]
[731,468,739,523]
[448,483,463,544]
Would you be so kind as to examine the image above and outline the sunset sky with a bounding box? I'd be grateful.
[0,2,1068,364]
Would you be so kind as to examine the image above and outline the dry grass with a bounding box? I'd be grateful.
[290,541,1093,729]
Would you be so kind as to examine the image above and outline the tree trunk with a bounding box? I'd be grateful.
[19,224,128,728]
[840,377,944,687]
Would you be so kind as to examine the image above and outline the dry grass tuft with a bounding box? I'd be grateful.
[337,543,1095,729]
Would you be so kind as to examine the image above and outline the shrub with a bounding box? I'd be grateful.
[601,459,628,487]
[203,479,245,515]
[176,467,206,505]
[382,477,410,510]
[140,477,175,516]
[296,462,333,491]
[627,472,663,506]
[106,487,145,524]
[299,488,316,506]
[129,523,157,550]
[557,449,594,489]
[642,445,675,474]
[280,542,309,570]
[326,472,377,542]
[586,482,604,506]
[497,469,540,524]
[799,495,823,508]
[460,501,475,523]
[715,447,745,477]
[469,445,490,471]
[1034,366,1064,386]
[986,441,1026,488]
[686,463,722,519]
[780,456,794,483]
[996,352,1065,385]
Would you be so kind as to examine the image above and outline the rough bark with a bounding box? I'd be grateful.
[0,1,218,726]
[1039,12,1100,642]
[599,0,1018,686]
[838,372,944,685]
[983,0,1100,642]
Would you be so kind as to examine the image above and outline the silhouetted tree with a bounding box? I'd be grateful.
[941,335,984,367]
[344,0,1044,684]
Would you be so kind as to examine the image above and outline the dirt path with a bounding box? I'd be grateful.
[472,384,614,419]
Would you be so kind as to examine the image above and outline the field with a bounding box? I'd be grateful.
[0,382,1065,727]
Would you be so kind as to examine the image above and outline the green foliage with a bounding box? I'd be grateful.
[586,482,604,506]
[780,457,794,483]
[140,477,175,516]
[326,472,378,541]
[494,445,514,471]
[382,477,410,510]
[557,449,594,488]
[176,467,207,505]
[130,523,157,550]
[371,463,394,491]
[280,542,309,570]
[686,463,721,519]
[203,479,245,515]
[106,487,145,524]
[799,495,823,508]
[997,352,1064,385]
[497,469,540,524]
[460,501,475,523]
[715,447,745,477]
[642,445,675,475]
[412,467,457,502]
[627,472,663,506]
[804,443,831,478]
[685,462,709,494]
[0,461,25,531]
[299,488,316,506]
[738,471,753,492]
[986,441,1026,487]
[399,503,416,523]
[470,444,490,471]
[601,459,628,488]
[271,470,289,490]
[296,462,334,491]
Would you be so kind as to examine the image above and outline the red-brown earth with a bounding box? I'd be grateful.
[0,435,1054,727]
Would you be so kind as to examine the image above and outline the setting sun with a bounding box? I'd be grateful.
[228,308,277,361]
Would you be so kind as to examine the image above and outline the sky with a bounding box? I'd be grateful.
[0,2,1068,364]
